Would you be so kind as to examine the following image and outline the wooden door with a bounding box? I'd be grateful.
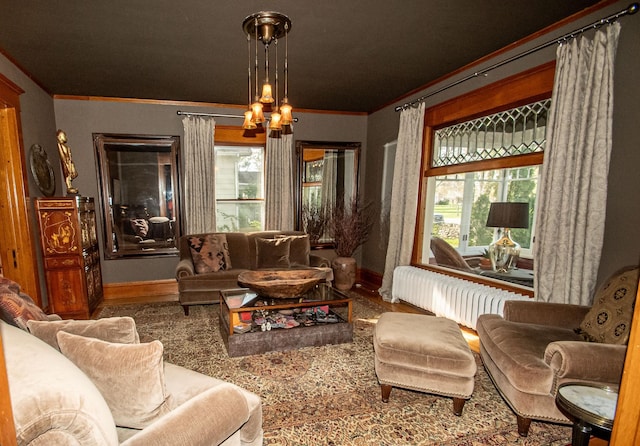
[0,73,42,304]
[0,72,35,446]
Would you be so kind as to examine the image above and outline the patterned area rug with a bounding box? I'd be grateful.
[98,294,571,445]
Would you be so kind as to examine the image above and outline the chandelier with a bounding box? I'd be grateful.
[242,11,293,136]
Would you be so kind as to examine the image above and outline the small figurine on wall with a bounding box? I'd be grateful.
[56,129,79,195]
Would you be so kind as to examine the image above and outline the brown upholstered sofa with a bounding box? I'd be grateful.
[176,231,331,315]
[477,266,638,437]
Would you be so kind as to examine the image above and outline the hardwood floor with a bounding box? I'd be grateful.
[94,293,177,315]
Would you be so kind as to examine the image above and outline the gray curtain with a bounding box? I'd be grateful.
[320,151,338,213]
[182,116,216,234]
[534,23,621,305]
[265,130,295,230]
[379,103,425,302]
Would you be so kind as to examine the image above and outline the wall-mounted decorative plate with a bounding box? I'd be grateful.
[29,144,56,197]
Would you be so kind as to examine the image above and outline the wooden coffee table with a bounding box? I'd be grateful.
[219,284,353,357]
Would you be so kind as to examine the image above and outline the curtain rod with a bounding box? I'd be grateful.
[395,2,638,112]
[176,110,298,122]
[177,111,243,119]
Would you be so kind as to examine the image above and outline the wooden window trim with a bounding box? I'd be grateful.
[215,125,266,145]
[412,62,556,295]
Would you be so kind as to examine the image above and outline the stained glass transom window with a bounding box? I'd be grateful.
[432,99,550,167]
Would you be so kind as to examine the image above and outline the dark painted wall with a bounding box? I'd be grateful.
[51,99,367,283]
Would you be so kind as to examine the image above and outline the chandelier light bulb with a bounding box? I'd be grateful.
[259,82,274,104]
[269,110,282,130]
[242,109,257,129]
[280,99,293,125]
[251,100,265,123]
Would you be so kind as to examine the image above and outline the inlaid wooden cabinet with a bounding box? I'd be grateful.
[35,197,103,318]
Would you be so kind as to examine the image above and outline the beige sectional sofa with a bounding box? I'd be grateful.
[0,272,264,446]
[2,316,263,446]
[175,230,331,315]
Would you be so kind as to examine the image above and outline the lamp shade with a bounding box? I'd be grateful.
[269,110,282,130]
[259,83,274,103]
[486,202,529,229]
[280,99,293,125]
[242,110,257,129]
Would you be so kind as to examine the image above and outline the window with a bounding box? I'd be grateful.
[425,165,538,261]
[213,126,266,233]
[431,99,549,167]
[415,62,555,284]
[301,155,323,211]
[215,145,265,232]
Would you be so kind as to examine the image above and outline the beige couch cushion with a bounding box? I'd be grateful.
[27,316,140,350]
[477,314,583,394]
[579,266,639,344]
[2,320,119,445]
[57,331,174,429]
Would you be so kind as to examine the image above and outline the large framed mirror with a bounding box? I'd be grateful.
[295,140,360,245]
[94,133,181,259]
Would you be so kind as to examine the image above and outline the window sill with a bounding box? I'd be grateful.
[413,264,534,297]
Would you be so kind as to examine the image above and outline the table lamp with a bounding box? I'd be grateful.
[486,202,529,273]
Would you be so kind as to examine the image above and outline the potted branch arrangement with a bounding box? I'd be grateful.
[328,196,373,290]
[301,204,328,244]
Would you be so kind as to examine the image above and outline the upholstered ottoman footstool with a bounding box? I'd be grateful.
[373,312,477,415]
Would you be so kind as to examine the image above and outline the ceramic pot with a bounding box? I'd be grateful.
[332,256,357,291]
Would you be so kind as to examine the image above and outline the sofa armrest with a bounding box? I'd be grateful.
[310,254,330,268]
[121,383,251,446]
[545,341,626,384]
[503,300,590,328]
[175,258,196,280]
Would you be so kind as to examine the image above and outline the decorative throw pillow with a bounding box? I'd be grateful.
[27,316,140,351]
[0,276,20,293]
[0,278,49,330]
[57,331,174,429]
[579,266,639,344]
[188,234,232,274]
[130,218,149,238]
[256,237,291,269]
[277,234,310,266]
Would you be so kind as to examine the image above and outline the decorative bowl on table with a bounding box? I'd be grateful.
[237,270,325,298]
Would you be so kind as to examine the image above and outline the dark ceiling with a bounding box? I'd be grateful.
[0,0,602,113]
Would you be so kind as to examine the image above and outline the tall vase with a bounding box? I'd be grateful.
[332,256,356,291]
